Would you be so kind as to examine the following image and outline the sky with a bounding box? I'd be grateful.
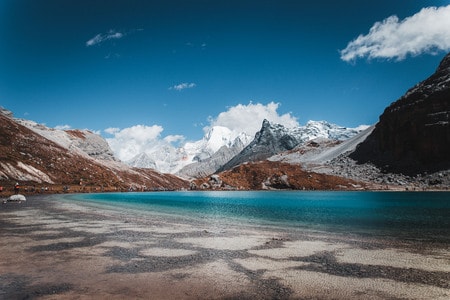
[1,1,450,154]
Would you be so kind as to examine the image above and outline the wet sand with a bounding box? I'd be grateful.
[1,194,449,299]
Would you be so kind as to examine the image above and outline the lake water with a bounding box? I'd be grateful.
[67,191,450,241]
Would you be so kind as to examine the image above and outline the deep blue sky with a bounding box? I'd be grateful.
[1,0,449,141]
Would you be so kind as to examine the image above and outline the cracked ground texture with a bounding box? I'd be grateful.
[1,195,449,299]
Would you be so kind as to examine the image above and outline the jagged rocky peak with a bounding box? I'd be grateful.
[254,119,300,149]
[218,119,365,173]
[350,52,450,174]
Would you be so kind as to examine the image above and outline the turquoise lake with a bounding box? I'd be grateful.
[67,191,450,241]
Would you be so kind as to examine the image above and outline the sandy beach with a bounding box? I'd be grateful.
[1,194,449,299]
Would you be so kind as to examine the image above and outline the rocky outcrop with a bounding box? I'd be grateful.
[66,130,117,161]
[350,53,450,174]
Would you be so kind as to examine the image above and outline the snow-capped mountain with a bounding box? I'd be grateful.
[126,126,253,174]
[183,126,252,163]
[218,119,367,172]
[300,120,368,141]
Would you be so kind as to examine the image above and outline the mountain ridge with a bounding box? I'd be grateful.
[217,119,366,173]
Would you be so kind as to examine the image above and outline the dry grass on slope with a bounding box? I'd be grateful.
[193,161,365,191]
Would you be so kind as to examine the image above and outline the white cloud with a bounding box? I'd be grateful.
[169,82,196,91]
[340,5,450,62]
[104,53,121,59]
[54,124,71,130]
[105,124,164,161]
[86,30,125,47]
[104,127,120,135]
[206,102,299,137]
[90,129,102,135]
[164,135,185,143]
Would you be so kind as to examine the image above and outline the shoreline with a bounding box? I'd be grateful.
[1,172,449,199]
[1,194,449,299]
[1,184,448,200]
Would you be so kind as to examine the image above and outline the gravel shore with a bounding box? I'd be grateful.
[1,194,449,299]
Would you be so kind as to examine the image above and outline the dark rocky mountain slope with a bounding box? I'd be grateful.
[350,53,450,175]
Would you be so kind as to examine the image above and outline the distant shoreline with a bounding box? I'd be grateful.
[1,182,448,199]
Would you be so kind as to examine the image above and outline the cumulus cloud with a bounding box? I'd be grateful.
[169,82,196,91]
[164,135,185,143]
[104,127,120,135]
[206,102,299,137]
[340,5,450,62]
[86,30,125,47]
[105,124,164,161]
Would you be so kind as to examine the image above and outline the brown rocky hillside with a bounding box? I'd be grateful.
[192,161,365,190]
[0,112,188,193]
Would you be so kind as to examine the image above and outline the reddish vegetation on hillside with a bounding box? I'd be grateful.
[65,129,87,139]
[192,161,364,190]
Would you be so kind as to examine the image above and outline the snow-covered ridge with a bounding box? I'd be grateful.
[217,119,369,173]
[126,119,368,174]
[297,120,369,142]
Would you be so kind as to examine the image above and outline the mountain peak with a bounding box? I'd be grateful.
[218,119,365,172]
[261,119,271,127]
[437,52,450,72]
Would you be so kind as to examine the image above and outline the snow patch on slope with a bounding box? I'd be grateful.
[0,162,54,183]
[270,125,375,165]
